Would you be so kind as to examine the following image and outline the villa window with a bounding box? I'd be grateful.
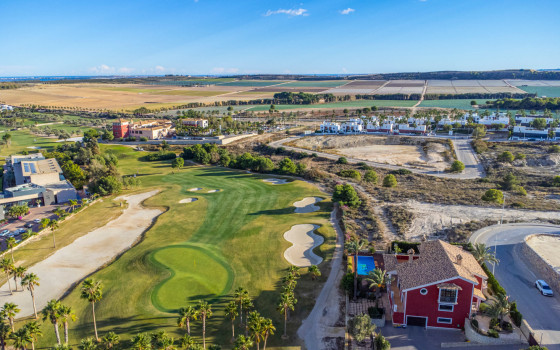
[439,288,458,304]
[437,317,453,324]
[420,288,428,295]
[438,304,454,312]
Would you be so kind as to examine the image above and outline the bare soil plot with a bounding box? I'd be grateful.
[428,80,454,87]
[344,80,386,88]
[0,191,161,318]
[322,88,377,94]
[526,235,560,270]
[426,86,458,94]
[251,87,327,93]
[386,80,425,87]
[283,224,324,267]
[375,86,424,94]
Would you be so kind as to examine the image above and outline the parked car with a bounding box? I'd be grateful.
[536,280,554,296]
[0,229,10,237]
[24,222,34,228]
[34,219,41,224]
[14,228,26,234]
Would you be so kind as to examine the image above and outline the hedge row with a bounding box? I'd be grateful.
[481,263,506,296]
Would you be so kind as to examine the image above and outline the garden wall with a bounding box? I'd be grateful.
[520,234,560,296]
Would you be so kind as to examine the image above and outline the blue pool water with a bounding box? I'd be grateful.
[356,256,376,275]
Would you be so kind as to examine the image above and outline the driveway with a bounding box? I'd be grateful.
[269,135,483,179]
[470,223,560,350]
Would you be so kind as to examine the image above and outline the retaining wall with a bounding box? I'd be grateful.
[520,234,560,296]
[464,318,526,346]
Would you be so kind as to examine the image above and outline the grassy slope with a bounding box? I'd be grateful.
[32,146,335,349]
[0,130,64,160]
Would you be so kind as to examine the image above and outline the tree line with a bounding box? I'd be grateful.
[487,97,560,111]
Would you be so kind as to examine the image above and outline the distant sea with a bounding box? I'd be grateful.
[0,76,97,82]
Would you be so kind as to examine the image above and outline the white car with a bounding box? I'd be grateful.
[536,280,554,297]
[0,229,10,237]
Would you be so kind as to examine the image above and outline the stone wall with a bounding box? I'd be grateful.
[520,234,560,295]
[464,318,526,346]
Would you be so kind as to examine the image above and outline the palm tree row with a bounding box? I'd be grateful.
[1,258,40,319]
[277,266,299,339]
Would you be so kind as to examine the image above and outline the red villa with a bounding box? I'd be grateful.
[384,240,487,329]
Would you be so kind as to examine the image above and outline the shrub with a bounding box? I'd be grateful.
[514,185,527,196]
[350,314,376,342]
[391,241,420,254]
[549,145,560,153]
[139,137,148,142]
[374,333,391,350]
[337,157,348,164]
[450,160,465,173]
[479,303,489,314]
[341,272,360,295]
[471,319,479,329]
[278,158,297,174]
[515,153,526,160]
[383,174,397,188]
[511,202,525,208]
[510,302,523,327]
[481,263,506,295]
[90,175,122,196]
[390,168,412,175]
[489,318,500,331]
[472,139,488,153]
[552,175,560,187]
[481,189,504,204]
[367,306,384,319]
[363,170,378,183]
[487,329,499,338]
[502,321,513,332]
[525,346,549,350]
[333,184,361,208]
[501,173,518,190]
[497,151,514,163]
[339,169,362,181]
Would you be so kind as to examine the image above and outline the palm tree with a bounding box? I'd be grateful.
[308,265,321,280]
[80,278,103,340]
[59,305,76,344]
[13,266,27,292]
[21,273,40,319]
[287,266,300,278]
[42,299,62,345]
[260,318,275,350]
[247,311,263,350]
[472,243,499,266]
[0,258,14,295]
[48,220,59,248]
[6,237,16,263]
[131,333,151,350]
[53,208,65,219]
[39,218,50,231]
[232,335,253,350]
[365,269,391,304]
[197,301,212,349]
[241,298,253,337]
[23,321,42,350]
[488,293,511,325]
[10,327,32,350]
[69,200,78,212]
[0,322,11,350]
[78,337,97,350]
[233,287,248,326]
[177,306,198,336]
[101,331,119,349]
[345,238,367,300]
[2,303,20,332]
[224,301,238,341]
[277,292,296,339]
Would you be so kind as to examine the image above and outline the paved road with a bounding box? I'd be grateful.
[270,135,484,179]
[470,223,560,350]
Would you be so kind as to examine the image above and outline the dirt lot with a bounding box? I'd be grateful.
[292,135,452,171]
[526,235,560,271]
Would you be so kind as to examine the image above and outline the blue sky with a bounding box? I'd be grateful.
[1,0,559,76]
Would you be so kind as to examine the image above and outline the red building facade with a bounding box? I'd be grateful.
[112,119,130,139]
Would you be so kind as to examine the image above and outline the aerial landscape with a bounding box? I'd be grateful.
[1,1,560,350]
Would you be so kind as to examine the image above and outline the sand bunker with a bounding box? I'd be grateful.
[0,190,162,318]
[294,197,323,213]
[263,178,289,185]
[179,198,198,203]
[207,189,221,193]
[188,187,202,192]
[283,224,324,267]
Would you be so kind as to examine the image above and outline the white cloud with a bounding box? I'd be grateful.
[118,67,134,74]
[155,65,165,72]
[211,67,239,74]
[89,64,115,74]
[340,8,355,15]
[265,8,308,17]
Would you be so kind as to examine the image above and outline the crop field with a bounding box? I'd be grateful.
[386,80,425,87]
[247,99,416,111]
[217,80,287,87]
[506,80,560,87]
[375,86,424,94]
[279,81,347,88]
[344,80,386,88]
[418,99,497,110]
[149,78,236,86]
[28,145,335,348]
[252,87,327,93]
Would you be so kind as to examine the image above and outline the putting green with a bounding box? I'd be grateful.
[151,245,234,312]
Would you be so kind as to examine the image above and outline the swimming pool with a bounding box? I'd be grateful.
[356,256,376,275]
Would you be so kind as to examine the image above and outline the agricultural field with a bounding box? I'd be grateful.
[517,86,560,98]
[418,99,497,110]
[23,145,335,348]
[217,80,287,87]
[246,99,416,111]
[279,81,347,88]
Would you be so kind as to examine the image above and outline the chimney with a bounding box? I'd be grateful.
[407,248,415,262]
[456,254,463,266]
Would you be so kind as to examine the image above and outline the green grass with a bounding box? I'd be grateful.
[247,99,416,111]
[30,146,335,349]
[217,80,287,87]
[279,81,347,88]
[0,130,68,160]
[419,99,497,110]
[518,86,560,98]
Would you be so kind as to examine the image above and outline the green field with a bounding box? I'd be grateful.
[247,99,416,111]
[279,81,346,88]
[218,80,286,87]
[518,86,560,98]
[0,130,66,159]
[31,146,335,348]
[418,99,497,110]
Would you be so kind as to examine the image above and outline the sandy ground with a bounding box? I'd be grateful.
[526,235,560,270]
[263,178,288,185]
[283,224,324,267]
[294,197,323,213]
[406,200,560,239]
[179,198,198,203]
[188,187,202,191]
[0,190,161,318]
